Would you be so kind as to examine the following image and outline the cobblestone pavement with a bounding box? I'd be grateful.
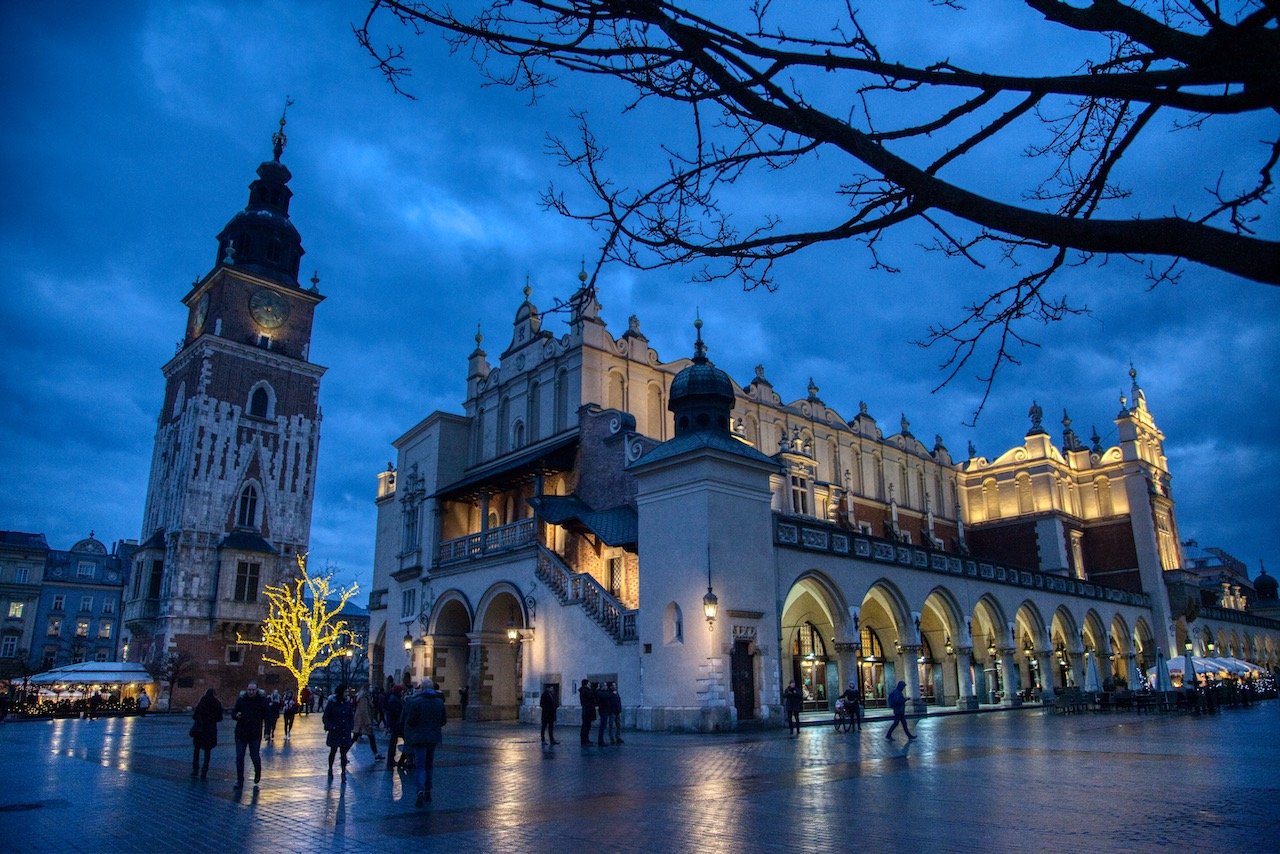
[2,701,1277,853]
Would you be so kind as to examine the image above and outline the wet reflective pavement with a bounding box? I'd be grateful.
[2,702,1278,852]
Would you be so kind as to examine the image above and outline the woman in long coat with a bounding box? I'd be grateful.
[322,686,356,776]
[190,688,223,780]
[352,689,383,763]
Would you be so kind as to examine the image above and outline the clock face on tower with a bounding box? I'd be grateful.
[249,288,290,329]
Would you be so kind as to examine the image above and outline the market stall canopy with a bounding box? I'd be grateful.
[29,662,153,686]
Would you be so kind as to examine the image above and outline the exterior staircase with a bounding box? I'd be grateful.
[535,545,638,644]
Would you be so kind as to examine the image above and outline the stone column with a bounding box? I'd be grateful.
[1036,650,1056,701]
[1069,652,1084,688]
[902,645,926,714]
[955,648,978,710]
[999,649,1022,707]
[833,641,859,698]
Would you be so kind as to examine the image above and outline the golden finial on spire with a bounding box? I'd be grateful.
[523,275,532,300]
[578,257,588,283]
[272,96,295,161]
[474,323,483,347]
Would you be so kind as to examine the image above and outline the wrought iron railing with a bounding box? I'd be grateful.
[536,545,637,644]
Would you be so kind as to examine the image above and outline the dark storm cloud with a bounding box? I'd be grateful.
[0,2,1275,592]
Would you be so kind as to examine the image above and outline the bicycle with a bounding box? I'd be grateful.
[833,699,852,733]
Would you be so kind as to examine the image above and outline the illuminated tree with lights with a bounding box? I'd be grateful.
[236,554,361,697]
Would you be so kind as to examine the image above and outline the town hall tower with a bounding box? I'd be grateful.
[123,115,326,707]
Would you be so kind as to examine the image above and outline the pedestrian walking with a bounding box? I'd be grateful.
[458,684,469,720]
[189,688,223,780]
[136,690,151,716]
[885,680,915,740]
[323,686,355,777]
[352,688,384,763]
[539,684,560,745]
[400,678,446,807]
[265,690,282,742]
[231,681,270,789]
[300,686,312,716]
[282,695,298,739]
[384,684,405,769]
[578,679,596,745]
[783,680,802,735]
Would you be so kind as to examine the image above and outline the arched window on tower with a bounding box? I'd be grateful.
[246,382,275,419]
[237,485,259,529]
[250,387,269,418]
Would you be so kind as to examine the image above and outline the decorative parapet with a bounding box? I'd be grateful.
[774,515,1152,609]
[1198,604,1280,631]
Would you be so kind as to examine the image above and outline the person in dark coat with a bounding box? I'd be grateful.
[885,680,915,740]
[230,681,270,789]
[539,684,560,745]
[323,685,356,776]
[578,679,596,745]
[840,681,863,732]
[264,690,283,742]
[384,684,405,769]
[281,695,298,739]
[400,678,447,807]
[189,688,223,780]
[783,680,802,735]
[607,682,624,744]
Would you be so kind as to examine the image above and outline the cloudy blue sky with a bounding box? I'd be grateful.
[1,2,1276,594]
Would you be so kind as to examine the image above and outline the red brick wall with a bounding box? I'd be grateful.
[967,521,1039,570]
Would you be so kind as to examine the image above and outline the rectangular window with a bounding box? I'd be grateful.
[402,588,416,619]
[227,646,243,665]
[53,595,65,612]
[76,620,89,638]
[77,561,94,578]
[41,648,56,668]
[102,599,115,614]
[16,567,30,583]
[133,560,144,597]
[608,556,623,599]
[95,649,109,662]
[790,475,810,516]
[234,561,260,603]
[47,618,62,637]
[80,595,93,613]
[0,636,16,658]
[98,622,112,639]
[148,560,164,599]
[7,602,22,619]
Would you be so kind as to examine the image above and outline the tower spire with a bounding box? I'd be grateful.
[272,97,294,162]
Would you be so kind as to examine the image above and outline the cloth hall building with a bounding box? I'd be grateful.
[368,283,1280,730]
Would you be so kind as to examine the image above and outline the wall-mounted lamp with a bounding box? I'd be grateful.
[403,631,413,652]
[507,620,519,644]
[702,552,717,630]
[702,585,718,630]
[944,636,954,657]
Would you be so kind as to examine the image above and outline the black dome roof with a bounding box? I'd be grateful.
[1255,569,1278,600]
[668,319,734,436]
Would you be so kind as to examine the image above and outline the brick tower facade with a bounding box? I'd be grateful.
[123,115,326,708]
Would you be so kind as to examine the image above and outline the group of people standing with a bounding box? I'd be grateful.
[185,679,447,806]
[576,679,624,746]
[782,678,915,739]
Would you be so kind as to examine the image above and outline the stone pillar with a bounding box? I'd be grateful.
[1036,651,1056,701]
[834,641,859,698]
[1000,650,1022,707]
[902,645,926,714]
[955,648,978,710]
[1069,652,1084,688]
